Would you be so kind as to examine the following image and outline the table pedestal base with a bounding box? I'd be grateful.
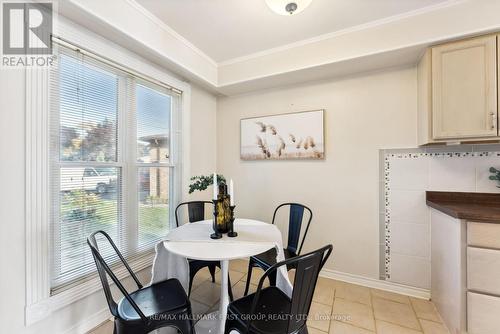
[194,260,230,334]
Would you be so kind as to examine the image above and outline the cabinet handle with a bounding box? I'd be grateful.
[492,112,497,130]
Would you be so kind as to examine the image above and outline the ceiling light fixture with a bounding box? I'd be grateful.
[265,0,313,16]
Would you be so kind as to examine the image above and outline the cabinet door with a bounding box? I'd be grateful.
[432,35,497,139]
[468,247,500,295]
[468,292,500,334]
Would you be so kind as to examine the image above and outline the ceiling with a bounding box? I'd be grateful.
[135,0,451,63]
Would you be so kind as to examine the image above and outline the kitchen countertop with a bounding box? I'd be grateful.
[426,191,500,223]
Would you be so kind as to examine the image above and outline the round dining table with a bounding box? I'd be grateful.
[161,218,291,334]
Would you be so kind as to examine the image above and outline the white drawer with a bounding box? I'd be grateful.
[467,247,500,295]
[468,292,500,334]
[468,222,500,249]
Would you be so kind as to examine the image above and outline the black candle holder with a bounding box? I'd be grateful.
[228,205,238,237]
[210,199,222,239]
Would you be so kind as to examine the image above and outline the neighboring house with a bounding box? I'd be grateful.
[138,135,169,202]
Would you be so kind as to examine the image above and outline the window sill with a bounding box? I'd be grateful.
[25,251,155,326]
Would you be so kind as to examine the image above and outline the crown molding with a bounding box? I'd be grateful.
[218,0,464,67]
[59,0,500,96]
[216,0,500,93]
[125,0,218,68]
[216,46,423,96]
[59,0,218,89]
[115,0,465,70]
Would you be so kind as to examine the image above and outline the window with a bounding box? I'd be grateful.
[50,46,180,293]
[136,84,171,249]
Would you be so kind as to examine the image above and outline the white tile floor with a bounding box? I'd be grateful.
[88,259,449,334]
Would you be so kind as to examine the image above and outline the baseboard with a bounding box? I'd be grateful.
[62,307,111,334]
[320,268,431,300]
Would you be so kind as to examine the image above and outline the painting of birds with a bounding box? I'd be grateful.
[255,121,266,132]
[241,110,324,160]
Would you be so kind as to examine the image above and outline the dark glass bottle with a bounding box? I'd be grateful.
[216,184,231,233]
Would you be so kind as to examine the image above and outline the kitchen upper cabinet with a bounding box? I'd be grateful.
[418,35,499,145]
[432,35,497,139]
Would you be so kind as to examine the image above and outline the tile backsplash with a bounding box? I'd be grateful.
[380,145,500,290]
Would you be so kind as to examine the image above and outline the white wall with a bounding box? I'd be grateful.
[0,68,217,334]
[188,86,218,202]
[216,67,417,279]
[0,67,28,334]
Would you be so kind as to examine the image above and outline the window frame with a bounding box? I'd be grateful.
[25,20,191,325]
[50,48,178,292]
[50,48,126,291]
[134,79,176,252]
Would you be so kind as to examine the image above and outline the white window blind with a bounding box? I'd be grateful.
[50,44,181,293]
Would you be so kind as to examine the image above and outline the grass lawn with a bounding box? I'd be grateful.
[58,191,169,274]
[139,204,169,244]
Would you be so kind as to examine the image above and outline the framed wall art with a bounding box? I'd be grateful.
[240,110,324,160]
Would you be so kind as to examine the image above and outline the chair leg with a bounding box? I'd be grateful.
[224,318,240,334]
[225,311,247,334]
[228,275,234,301]
[175,319,195,334]
[114,320,149,334]
[188,277,194,297]
[174,310,195,334]
[189,263,199,297]
[268,269,277,286]
[243,259,254,296]
[189,261,205,296]
[208,264,216,283]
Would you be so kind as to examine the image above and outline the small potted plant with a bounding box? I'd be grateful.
[188,174,226,194]
[489,167,500,188]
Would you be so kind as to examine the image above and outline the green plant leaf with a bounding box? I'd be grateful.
[188,174,226,193]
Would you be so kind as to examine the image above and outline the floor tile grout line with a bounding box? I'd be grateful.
[313,299,334,307]
[373,316,424,332]
[408,297,447,326]
[370,290,411,305]
[376,320,424,333]
[417,317,445,325]
[372,295,425,332]
[370,284,378,333]
[373,315,424,332]
[333,296,373,308]
[331,297,376,333]
[325,301,333,333]
[330,320,377,333]
[408,298,428,332]
[191,298,213,309]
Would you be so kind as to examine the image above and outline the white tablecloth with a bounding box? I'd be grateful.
[150,219,293,296]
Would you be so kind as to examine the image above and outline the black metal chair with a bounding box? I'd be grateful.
[175,201,233,300]
[87,231,195,334]
[244,203,312,296]
[225,244,333,334]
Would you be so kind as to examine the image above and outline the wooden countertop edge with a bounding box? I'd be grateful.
[426,191,500,223]
[426,200,499,223]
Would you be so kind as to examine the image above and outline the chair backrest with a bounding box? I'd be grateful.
[250,244,333,334]
[272,203,313,255]
[87,231,148,323]
[175,200,213,227]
